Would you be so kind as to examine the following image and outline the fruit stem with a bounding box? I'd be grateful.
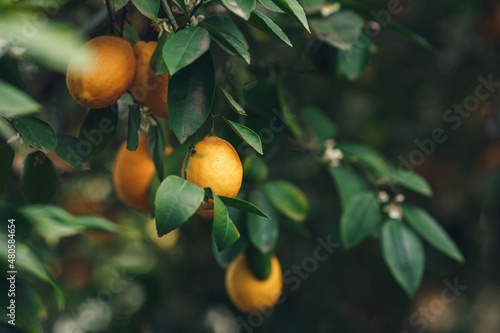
[161,0,179,32]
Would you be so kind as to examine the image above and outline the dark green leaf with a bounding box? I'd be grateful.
[218,86,247,115]
[75,215,121,233]
[78,107,118,156]
[403,204,464,263]
[243,154,268,183]
[0,144,14,193]
[212,224,248,267]
[340,191,382,248]
[168,52,215,143]
[132,0,159,20]
[219,196,271,218]
[339,143,389,174]
[221,117,263,154]
[113,0,129,10]
[163,27,211,76]
[329,166,368,207]
[150,31,171,75]
[171,0,187,13]
[13,117,57,153]
[270,0,310,32]
[0,80,41,117]
[258,0,284,13]
[203,16,248,47]
[213,191,240,251]
[220,0,256,20]
[54,134,90,170]
[387,22,436,53]
[300,106,337,141]
[148,117,166,180]
[247,190,279,253]
[310,10,364,50]
[20,152,58,204]
[127,104,141,151]
[262,180,308,222]
[155,176,205,236]
[381,219,425,297]
[382,169,433,197]
[338,32,370,80]
[248,10,292,47]
[246,243,273,279]
[200,22,251,64]
[124,25,140,42]
[277,87,302,138]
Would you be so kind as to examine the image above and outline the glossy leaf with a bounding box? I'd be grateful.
[263,180,308,222]
[212,205,248,267]
[148,118,166,181]
[54,134,90,170]
[218,86,247,116]
[155,176,205,236]
[258,0,284,13]
[13,117,57,153]
[219,196,271,218]
[163,27,211,76]
[168,52,215,143]
[338,32,371,80]
[310,10,364,50]
[220,0,256,20]
[340,191,382,248]
[381,219,425,297]
[20,152,58,204]
[403,204,464,263]
[127,104,141,151]
[270,0,310,32]
[0,144,14,193]
[247,190,279,253]
[329,166,368,207]
[221,117,263,154]
[150,31,171,75]
[213,191,240,251]
[382,169,433,197]
[300,106,337,142]
[248,10,292,47]
[132,0,159,20]
[0,80,41,117]
[200,21,250,64]
[203,16,248,47]
[78,106,118,156]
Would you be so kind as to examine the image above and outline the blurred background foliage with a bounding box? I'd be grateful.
[1,0,500,332]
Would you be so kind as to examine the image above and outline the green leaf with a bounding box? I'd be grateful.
[78,107,118,157]
[150,32,171,75]
[258,0,284,13]
[403,204,464,263]
[310,10,364,50]
[243,154,268,183]
[220,0,256,20]
[12,117,57,153]
[155,176,205,236]
[270,0,310,32]
[163,27,211,76]
[329,166,368,207]
[247,190,279,253]
[218,86,247,116]
[20,152,58,204]
[54,134,90,170]
[262,180,308,222]
[381,219,425,297]
[0,80,41,117]
[74,215,121,233]
[340,191,382,248]
[148,118,166,181]
[219,196,271,218]
[113,0,129,10]
[277,87,302,138]
[132,0,159,20]
[300,106,337,142]
[338,32,370,80]
[339,143,389,174]
[203,16,249,47]
[248,10,292,47]
[221,117,263,154]
[382,169,433,197]
[211,205,248,267]
[127,104,141,151]
[0,144,14,193]
[171,0,187,13]
[168,52,215,144]
[213,191,240,251]
[200,21,251,64]
[387,22,436,53]
[124,25,140,42]
[0,117,15,140]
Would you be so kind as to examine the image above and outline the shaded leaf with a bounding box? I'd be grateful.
[20,152,58,204]
[200,21,251,64]
[329,166,368,207]
[150,31,171,75]
[300,106,337,142]
[54,134,90,170]
[213,191,240,251]
[171,0,187,13]
[248,10,292,47]
[310,10,364,50]
[148,118,166,180]
[127,104,141,151]
[277,87,302,138]
[262,180,308,222]
[221,117,262,154]
[13,117,57,153]
[124,25,140,42]
[270,0,310,32]
[113,0,129,10]
[382,169,433,197]
[220,0,256,20]
[219,196,270,218]
[78,106,118,156]
[247,190,279,253]
[0,144,15,193]
[338,32,370,80]
[218,86,247,115]
[132,0,159,20]
[0,80,41,117]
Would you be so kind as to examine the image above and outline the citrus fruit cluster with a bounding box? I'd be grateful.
[66,36,169,118]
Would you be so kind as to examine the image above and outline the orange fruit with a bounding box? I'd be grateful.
[112,133,155,213]
[66,36,135,109]
[197,208,214,220]
[128,41,170,118]
[225,254,283,313]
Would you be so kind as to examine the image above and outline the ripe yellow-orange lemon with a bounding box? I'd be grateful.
[112,133,155,213]
[66,36,136,109]
[128,41,170,118]
[225,254,283,313]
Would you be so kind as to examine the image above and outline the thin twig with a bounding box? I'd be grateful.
[105,0,120,36]
[161,0,179,32]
